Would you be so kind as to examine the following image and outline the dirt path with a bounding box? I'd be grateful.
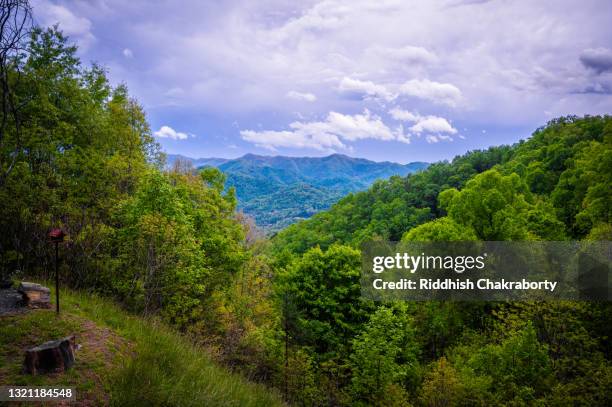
[0,308,132,406]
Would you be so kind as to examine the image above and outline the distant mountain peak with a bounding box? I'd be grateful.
[165,151,429,231]
[240,153,263,159]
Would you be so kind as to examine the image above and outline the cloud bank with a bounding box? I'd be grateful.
[36,0,612,159]
[241,110,410,151]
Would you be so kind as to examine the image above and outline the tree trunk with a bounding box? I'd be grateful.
[23,336,76,375]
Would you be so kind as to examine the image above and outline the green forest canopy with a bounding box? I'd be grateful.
[0,20,610,407]
[270,115,611,405]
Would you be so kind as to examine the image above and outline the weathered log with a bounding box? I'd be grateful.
[23,336,76,375]
[18,282,51,309]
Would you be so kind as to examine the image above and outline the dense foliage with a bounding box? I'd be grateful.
[272,145,513,253]
[1,11,610,406]
[271,115,612,405]
[0,26,249,335]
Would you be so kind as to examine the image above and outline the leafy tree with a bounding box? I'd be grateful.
[349,305,420,404]
[466,322,552,402]
[0,26,160,284]
[401,217,477,242]
[210,253,281,382]
[278,244,374,358]
[112,167,246,328]
[419,357,465,407]
[439,169,565,240]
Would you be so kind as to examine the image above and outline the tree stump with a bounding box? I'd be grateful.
[18,282,51,309]
[23,336,76,375]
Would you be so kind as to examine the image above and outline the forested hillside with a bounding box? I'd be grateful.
[272,145,514,253]
[168,153,428,231]
[269,115,612,405]
[273,117,610,253]
[0,9,610,407]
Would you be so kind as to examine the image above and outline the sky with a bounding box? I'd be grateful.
[31,0,612,163]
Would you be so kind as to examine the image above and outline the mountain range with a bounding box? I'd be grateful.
[166,153,428,231]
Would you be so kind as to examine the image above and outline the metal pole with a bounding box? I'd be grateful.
[55,241,59,315]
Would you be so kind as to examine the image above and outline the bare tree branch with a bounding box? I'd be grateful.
[0,0,32,184]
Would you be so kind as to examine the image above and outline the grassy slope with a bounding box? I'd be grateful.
[0,285,283,407]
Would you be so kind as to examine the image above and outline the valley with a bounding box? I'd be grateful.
[167,153,428,231]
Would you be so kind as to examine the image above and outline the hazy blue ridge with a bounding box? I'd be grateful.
[166,154,229,168]
[166,153,428,231]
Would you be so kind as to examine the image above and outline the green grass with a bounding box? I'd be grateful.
[0,284,284,406]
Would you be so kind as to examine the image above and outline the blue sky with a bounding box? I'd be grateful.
[32,0,612,163]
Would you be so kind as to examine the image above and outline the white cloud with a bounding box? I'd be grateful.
[389,108,457,142]
[409,116,457,135]
[154,125,190,140]
[32,0,95,50]
[123,48,133,58]
[398,79,462,106]
[393,124,412,144]
[425,134,453,143]
[338,77,396,101]
[338,76,463,107]
[286,90,317,102]
[389,108,420,122]
[240,109,409,151]
[307,110,395,141]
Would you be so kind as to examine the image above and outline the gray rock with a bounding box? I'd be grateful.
[0,288,25,315]
[18,282,50,293]
[18,282,51,309]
